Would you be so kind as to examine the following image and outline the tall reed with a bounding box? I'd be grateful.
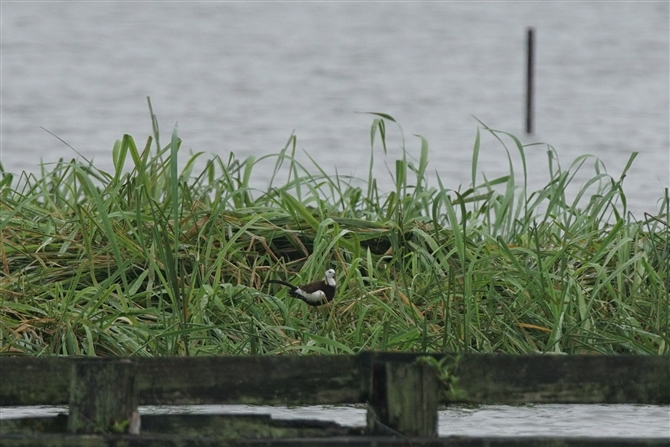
[1,109,667,356]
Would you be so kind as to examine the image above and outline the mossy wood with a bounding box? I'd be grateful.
[366,360,439,437]
[451,354,670,405]
[67,359,138,434]
[1,413,361,438]
[1,353,669,445]
[1,434,669,446]
[136,355,362,405]
[1,353,668,407]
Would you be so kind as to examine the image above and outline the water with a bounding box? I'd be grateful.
[1,404,668,438]
[2,2,668,215]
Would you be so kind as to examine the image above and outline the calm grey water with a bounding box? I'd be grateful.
[1,404,669,438]
[2,2,669,215]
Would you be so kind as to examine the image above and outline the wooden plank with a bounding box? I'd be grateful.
[141,414,362,438]
[67,359,139,434]
[0,414,68,435]
[367,360,439,436]
[135,355,363,405]
[358,352,670,404]
[0,414,363,438]
[357,351,448,407]
[0,355,363,406]
[0,435,668,447]
[1,353,668,407]
[449,354,670,404]
[0,357,70,405]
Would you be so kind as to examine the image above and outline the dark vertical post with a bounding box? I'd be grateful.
[68,359,139,434]
[526,27,535,134]
[367,361,439,437]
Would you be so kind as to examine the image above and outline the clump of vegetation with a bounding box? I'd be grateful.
[1,108,668,356]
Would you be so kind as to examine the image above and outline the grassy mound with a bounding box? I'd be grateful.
[1,111,668,356]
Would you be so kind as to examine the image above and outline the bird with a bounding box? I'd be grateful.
[267,269,336,307]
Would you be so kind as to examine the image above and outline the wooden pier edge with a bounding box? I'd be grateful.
[1,352,669,443]
[1,434,669,447]
[2,353,668,407]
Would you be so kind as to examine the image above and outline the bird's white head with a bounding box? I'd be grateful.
[324,269,336,287]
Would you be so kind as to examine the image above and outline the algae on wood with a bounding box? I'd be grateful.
[67,359,138,434]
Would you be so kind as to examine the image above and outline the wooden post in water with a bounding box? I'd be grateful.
[526,27,535,134]
[68,359,140,434]
[366,360,439,437]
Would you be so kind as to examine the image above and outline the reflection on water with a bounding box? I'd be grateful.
[2,404,668,437]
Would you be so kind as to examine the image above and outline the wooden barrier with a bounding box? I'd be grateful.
[1,352,669,446]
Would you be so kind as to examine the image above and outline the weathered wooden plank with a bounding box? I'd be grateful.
[1,353,668,407]
[0,413,362,438]
[0,355,363,406]
[0,414,68,435]
[449,354,670,404]
[0,357,70,405]
[141,414,362,438]
[357,352,670,404]
[0,435,668,447]
[135,355,363,405]
[367,360,439,437]
[67,359,139,434]
[358,351,454,401]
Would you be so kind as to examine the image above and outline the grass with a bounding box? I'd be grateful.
[1,108,668,357]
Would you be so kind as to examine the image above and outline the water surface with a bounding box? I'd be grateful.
[1,404,668,437]
[2,2,668,214]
